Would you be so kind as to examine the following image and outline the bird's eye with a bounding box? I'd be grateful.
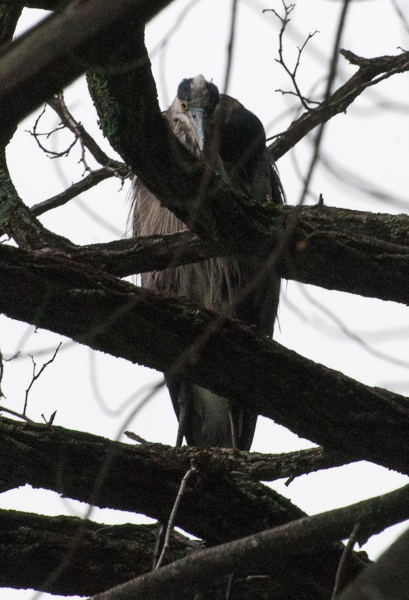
[181,101,187,110]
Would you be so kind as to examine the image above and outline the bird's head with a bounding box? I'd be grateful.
[174,75,220,153]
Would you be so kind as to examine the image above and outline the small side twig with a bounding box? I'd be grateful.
[48,93,130,181]
[331,522,361,599]
[155,460,198,570]
[23,342,62,416]
[0,405,35,423]
[31,167,120,217]
[264,1,319,111]
[30,105,77,158]
[125,431,149,445]
[42,410,57,427]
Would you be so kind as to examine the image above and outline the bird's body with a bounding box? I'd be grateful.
[132,75,284,450]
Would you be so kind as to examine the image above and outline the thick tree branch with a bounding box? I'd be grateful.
[0,2,23,46]
[57,231,218,278]
[63,204,409,306]
[1,245,409,474]
[0,0,174,145]
[88,484,409,600]
[124,434,355,482]
[23,1,59,8]
[0,148,74,249]
[220,446,355,481]
[0,416,305,544]
[0,510,189,596]
[0,417,366,599]
[0,508,300,600]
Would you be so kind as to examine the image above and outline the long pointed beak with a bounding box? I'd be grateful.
[188,108,206,153]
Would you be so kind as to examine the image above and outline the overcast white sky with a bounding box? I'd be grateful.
[1,1,409,598]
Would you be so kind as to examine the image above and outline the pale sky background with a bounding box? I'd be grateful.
[1,1,409,598]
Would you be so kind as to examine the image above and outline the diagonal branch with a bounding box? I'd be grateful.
[269,49,409,160]
[88,483,409,600]
[0,509,188,596]
[0,416,366,599]
[63,204,409,306]
[1,245,409,474]
[0,506,301,599]
[0,148,74,250]
[0,416,305,545]
[0,0,174,145]
[31,167,126,216]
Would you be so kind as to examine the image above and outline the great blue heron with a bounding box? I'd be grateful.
[132,75,284,450]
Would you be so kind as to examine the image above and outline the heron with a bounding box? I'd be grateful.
[132,75,284,451]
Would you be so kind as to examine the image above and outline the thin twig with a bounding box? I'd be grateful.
[155,461,198,570]
[29,105,77,158]
[31,167,123,217]
[23,342,62,416]
[265,2,318,111]
[223,0,239,94]
[48,93,126,172]
[390,0,409,36]
[0,405,35,423]
[297,0,352,207]
[331,522,361,599]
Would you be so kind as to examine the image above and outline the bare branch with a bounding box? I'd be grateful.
[88,484,409,600]
[0,416,306,543]
[156,461,198,569]
[0,148,74,250]
[2,245,409,473]
[332,523,361,599]
[0,416,367,598]
[23,342,62,415]
[223,0,239,94]
[31,168,123,216]
[0,0,175,144]
[0,509,190,596]
[124,438,355,482]
[48,93,130,176]
[266,2,318,111]
[58,204,409,307]
[269,49,409,160]
[0,404,35,423]
[29,104,77,159]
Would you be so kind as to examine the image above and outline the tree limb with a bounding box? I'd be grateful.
[31,167,126,216]
[1,245,409,474]
[0,0,174,145]
[269,49,409,160]
[0,510,188,596]
[0,504,301,600]
[88,483,409,600]
[62,204,409,306]
[0,416,305,544]
[0,416,366,599]
[124,434,355,482]
[0,148,73,249]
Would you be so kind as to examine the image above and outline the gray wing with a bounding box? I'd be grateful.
[132,95,284,450]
